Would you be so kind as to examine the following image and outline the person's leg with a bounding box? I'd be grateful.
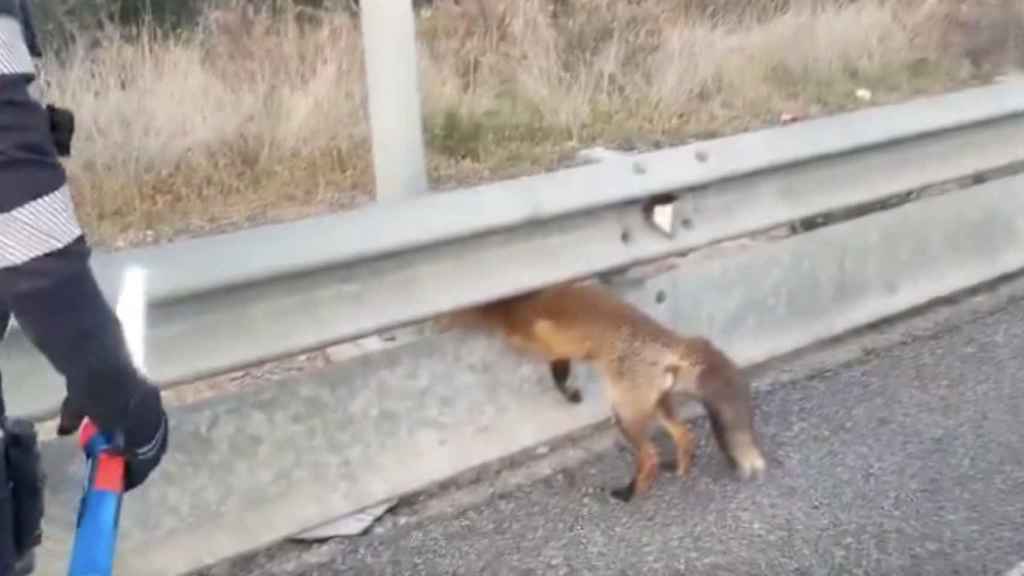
[0,298,37,576]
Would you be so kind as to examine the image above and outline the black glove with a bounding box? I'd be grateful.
[118,383,169,492]
[55,395,84,437]
[45,105,74,158]
[57,383,169,492]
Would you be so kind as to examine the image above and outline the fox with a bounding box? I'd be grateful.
[440,280,766,502]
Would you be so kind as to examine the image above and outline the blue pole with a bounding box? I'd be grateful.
[66,418,124,576]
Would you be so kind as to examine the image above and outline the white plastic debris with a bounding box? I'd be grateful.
[575,146,632,164]
[1004,560,1024,576]
[290,499,398,541]
[651,202,676,237]
[779,112,802,124]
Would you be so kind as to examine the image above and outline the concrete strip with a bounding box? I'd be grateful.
[189,265,1024,575]
[210,289,1024,576]
[32,175,1024,575]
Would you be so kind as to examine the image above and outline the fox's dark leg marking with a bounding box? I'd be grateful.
[610,480,637,503]
[549,359,582,403]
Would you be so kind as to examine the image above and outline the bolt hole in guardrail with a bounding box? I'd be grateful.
[620,229,633,244]
[643,193,681,237]
[655,290,667,304]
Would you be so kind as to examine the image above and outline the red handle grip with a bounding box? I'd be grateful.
[78,418,126,493]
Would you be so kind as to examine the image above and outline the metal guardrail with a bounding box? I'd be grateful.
[40,166,1024,576]
[3,78,1024,420]
[21,1,1024,570]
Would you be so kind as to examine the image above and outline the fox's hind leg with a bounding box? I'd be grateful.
[656,394,696,477]
[549,359,582,404]
[609,408,658,503]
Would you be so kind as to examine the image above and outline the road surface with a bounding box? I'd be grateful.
[203,281,1024,576]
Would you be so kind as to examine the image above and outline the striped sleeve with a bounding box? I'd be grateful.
[0,14,34,77]
[0,183,84,268]
[0,11,83,269]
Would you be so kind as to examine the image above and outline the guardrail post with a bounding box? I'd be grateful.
[359,0,430,200]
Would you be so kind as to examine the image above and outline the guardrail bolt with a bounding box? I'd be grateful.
[621,229,632,244]
[655,290,667,304]
[632,160,647,175]
[695,150,709,163]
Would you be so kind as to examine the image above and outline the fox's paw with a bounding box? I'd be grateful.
[563,386,583,404]
[610,483,636,503]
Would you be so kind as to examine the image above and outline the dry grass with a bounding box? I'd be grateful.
[35,0,1024,248]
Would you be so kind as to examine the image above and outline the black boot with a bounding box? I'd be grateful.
[12,549,33,576]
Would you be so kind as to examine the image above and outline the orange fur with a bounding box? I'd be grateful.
[441,281,766,501]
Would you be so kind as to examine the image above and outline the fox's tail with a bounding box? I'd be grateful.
[670,337,767,479]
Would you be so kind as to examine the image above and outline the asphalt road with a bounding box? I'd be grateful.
[209,287,1024,576]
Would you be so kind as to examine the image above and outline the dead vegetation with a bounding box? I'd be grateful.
[34,0,1024,247]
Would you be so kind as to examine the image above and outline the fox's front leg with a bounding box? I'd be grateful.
[531,318,587,405]
[549,359,582,404]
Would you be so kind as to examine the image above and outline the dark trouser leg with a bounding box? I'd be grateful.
[0,302,35,576]
[0,442,36,576]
